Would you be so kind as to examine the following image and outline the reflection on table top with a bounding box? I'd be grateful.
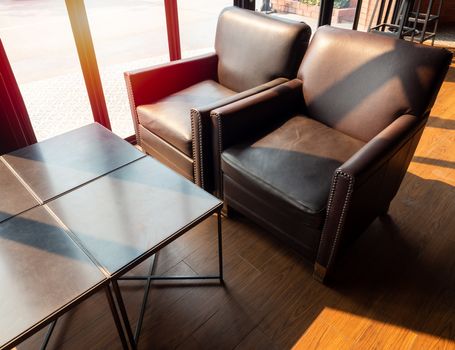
[48,156,222,276]
[0,206,106,350]
[0,122,222,349]
[0,159,38,224]
[2,123,144,203]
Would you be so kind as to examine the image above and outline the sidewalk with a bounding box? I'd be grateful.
[0,0,229,140]
[21,49,211,140]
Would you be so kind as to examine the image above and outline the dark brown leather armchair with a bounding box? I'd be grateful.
[124,7,311,192]
[211,26,452,282]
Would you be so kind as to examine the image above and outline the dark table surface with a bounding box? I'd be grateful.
[2,123,144,203]
[0,123,222,349]
[48,156,222,277]
[0,206,106,349]
[0,160,38,223]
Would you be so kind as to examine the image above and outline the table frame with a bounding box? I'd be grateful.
[2,207,222,350]
[111,208,223,350]
[0,124,223,350]
[2,284,128,350]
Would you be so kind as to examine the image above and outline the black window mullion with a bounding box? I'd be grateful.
[319,0,335,26]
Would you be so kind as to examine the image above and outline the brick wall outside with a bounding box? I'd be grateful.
[271,0,357,23]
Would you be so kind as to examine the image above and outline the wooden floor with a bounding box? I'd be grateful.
[17,63,455,350]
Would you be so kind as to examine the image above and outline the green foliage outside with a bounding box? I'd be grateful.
[298,0,351,9]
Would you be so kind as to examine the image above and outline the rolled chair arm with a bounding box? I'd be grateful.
[339,114,425,183]
[124,53,218,138]
[190,77,288,190]
[211,79,303,152]
[315,114,427,282]
[211,79,303,197]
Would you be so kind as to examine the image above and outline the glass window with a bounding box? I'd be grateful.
[85,0,169,138]
[0,0,93,141]
[329,0,358,30]
[256,0,319,34]
[178,0,233,58]
[256,0,358,33]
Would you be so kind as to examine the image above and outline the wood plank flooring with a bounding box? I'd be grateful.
[16,62,455,350]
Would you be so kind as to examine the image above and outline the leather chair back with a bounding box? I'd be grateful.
[215,7,311,93]
[297,26,452,142]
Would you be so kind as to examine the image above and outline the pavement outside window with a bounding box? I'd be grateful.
[0,0,230,140]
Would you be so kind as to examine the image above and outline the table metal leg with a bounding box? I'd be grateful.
[105,284,133,350]
[217,209,224,282]
[113,212,224,346]
[134,256,155,343]
[39,319,57,350]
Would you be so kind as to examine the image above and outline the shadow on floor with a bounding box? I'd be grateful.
[180,171,455,348]
[412,155,455,168]
[428,115,455,130]
[329,172,455,342]
[440,65,455,83]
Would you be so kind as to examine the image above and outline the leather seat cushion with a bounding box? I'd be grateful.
[221,115,365,226]
[137,80,235,157]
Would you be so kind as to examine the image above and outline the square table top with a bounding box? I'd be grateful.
[0,206,106,350]
[1,123,222,348]
[47,156,223,276]
[2,123,145,203]
[0,159,38,223]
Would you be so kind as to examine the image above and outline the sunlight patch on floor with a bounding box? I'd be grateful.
[292,307,455,350]
[408,163,455,187]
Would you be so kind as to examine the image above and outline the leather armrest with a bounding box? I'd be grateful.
[211,79,303,152]
[190,77,288,190]
[124,53,218,107]
[315,114,426,282]
[124,53,218,138]
[339,114,424,184]
[193,77,289,116]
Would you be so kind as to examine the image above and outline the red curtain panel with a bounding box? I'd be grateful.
[0,39,37,155]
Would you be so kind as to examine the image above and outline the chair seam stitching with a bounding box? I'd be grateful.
[191,109,204,188]
[198,112,204,188]
[216,113,223,196]
[323,171,354,270]
[125,76,142,144]
[190,109,197,183]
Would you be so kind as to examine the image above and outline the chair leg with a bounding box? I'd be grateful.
[379,203,390,217]
[313,262,328,284]
[222,202,238,218]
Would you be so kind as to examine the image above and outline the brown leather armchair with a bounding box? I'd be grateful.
[124,7,311,192]
[211,26,452,283]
